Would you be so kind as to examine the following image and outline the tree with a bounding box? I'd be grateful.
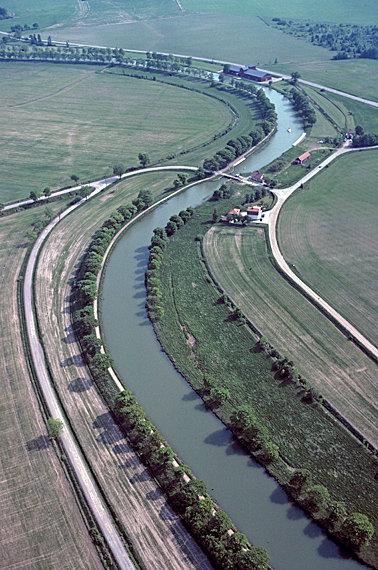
[208,386,230,408]
[71,174,80,183]
[113,163,126,177]
[44,206,53,220]
[234,546,270,569]
[138,153,150,167]
[289,468,311,492]
[339,512,374,549]
[326,500,347,530]
[212,209,219,223]
[29,191,40,202]
[79,186,92,200]
[43,187,51,198]
[355,125,364,136]
[47,35,52,46]
[47,417,64,439]
[291,71,301,85]
[303,483,330,513]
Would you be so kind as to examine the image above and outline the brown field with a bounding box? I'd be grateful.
[203,225,378,447]
[0,205,101,570]
[33,173,212,570]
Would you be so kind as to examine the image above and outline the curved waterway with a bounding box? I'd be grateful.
[100,90,363,569]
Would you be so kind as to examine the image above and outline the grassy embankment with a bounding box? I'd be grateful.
[153,194,378,566]
[32,173,242,569]
[0,200,102,570]
[278,150,378,346]
[0,62,233,202]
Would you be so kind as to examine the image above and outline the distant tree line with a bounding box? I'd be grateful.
[271,18,378,60]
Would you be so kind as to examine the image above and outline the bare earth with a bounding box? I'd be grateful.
[0,209,101,570]
[33,179,212,570]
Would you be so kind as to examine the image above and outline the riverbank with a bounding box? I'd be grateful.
[151,195,376,567]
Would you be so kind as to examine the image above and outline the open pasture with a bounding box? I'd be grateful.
[278,150,378,346]
[0,202,101,570]
[0,62,233,201]
[203,225,378,447]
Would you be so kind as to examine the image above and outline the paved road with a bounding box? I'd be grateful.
[23,179,136,570]
[265,145,378,362]
[2,30,376,108]
[4,165,197,211]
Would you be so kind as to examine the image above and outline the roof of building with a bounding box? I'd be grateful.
[228,64,247,73]
[247,206,262,214]
[251,170,264,180]
[297,151,311,162]
[228,208,241,216]
[243,68,271,79]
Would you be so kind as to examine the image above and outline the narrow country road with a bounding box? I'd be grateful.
[4,165,197,211]
[265,145,378,362]
[21,165,198,569]
[23,179,136,570]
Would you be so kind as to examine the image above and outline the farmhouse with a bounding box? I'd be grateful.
[227,64,248,76]
[227,208,241,217]
[249,170,265,184]
[293,151,311,165]
[246,206,263,220]
[243,67,272,83]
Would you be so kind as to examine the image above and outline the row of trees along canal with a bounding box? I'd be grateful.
[145,186,375,559]
[71,188,271,569]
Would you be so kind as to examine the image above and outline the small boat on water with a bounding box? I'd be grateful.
[287,127,292,133]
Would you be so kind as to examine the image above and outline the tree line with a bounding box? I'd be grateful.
[72,201,270,569]
[271,18,378,60]
[289,88,316,128]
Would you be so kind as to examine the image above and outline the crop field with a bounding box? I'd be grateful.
[33,172,211,570]
[278,151,378,346]
[0,62,233,201]
[0,201,101,570]
[203,224,378,446]
[153,196,377,565]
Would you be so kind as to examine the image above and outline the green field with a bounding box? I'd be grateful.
[326,93,378,133]
[203,224,377,446]
[0,62,236,201]
[0,200,102,569]
[152,195,377,566]
[278,150,378,346]
[274,59,378,103]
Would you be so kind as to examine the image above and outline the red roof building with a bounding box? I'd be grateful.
[246,206,262,220]
[293,151,311,164]
[227,208,241,216]
[250,170,264,183]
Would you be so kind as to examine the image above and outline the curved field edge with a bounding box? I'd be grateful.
[0,62,234,202]
[277,150,378,347]
[0,203,103,569]
[150,196,377,566]
[33,172,215,569]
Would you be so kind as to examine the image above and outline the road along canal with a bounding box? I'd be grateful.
[99,90,364,569]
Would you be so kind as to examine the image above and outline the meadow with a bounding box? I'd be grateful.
[278,150,378,346]
[0,200,102,569]
[0,62,234,201]
[153,196,377,565]
[203,225,377,446]
[261,147,331,187]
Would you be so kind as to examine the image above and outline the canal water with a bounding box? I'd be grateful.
[100,90,362,569]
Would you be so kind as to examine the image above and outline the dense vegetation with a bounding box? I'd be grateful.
[271,18,378,60]
[150,192,377,565]
[72,197,270,570]
[0,6,9,19]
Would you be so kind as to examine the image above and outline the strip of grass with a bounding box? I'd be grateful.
[325,93,378,133]
[153,196,377,567]
[278,150,378,346]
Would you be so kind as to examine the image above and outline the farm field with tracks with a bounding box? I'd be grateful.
[0,201,101,570]
[278,150,378,346]
[32,172,212,570]
[0,62,233,202]
[203,225,378,447]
